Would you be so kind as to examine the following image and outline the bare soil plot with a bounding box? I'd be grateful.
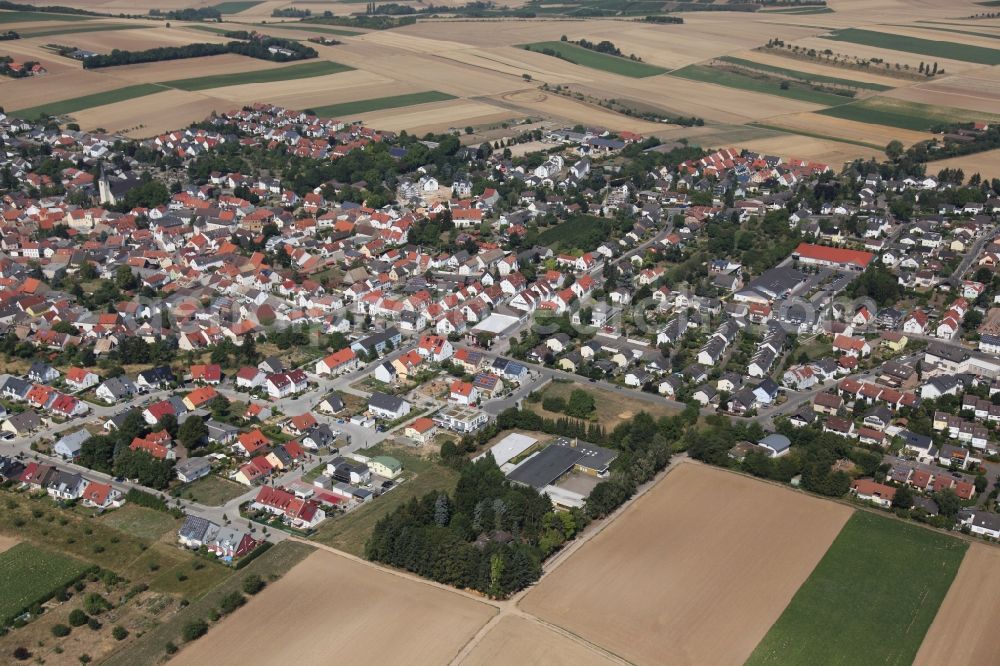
[520,463,852,666]
[461,615,618,666]
[172,549,495,666]
[929,148,1000,181]
[915,543,1000,665]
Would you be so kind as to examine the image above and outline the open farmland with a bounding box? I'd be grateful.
[308,90,456,118]
[0,9,94,22]
[520,463,852,665]
[669,64,854,106]
[0,543,89,626]
[929,148,1000,180]
[747,511,966,666]
[520,41,667,78]
[159,59,353,91]
[822,28,1000,65]
[12,84,167,119]
[171,548,496,666]
[819,97,1000,131]
[716,56,893,91]
[461,615,619,666]
[914,544,1000,665]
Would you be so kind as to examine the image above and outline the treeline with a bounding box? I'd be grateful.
[559,35,646,62]
[82,37,317,69]
[77,410,176,489]
[366,457,578,598]
[304,12,416,29]
[0,30,19,41]
[149,7,220,21]
[641,15,683,24]
[271,6,310,17]
[0,0,99,16]
[908,122,1000,164]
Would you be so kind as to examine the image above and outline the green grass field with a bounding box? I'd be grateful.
[717,56,893,91]
[747,511,967,665]
[12,84,167,118]
[97,504,179,541]
[161,59,353,90]
[818,97,1000,131]
[179,475,248,506]
[211,0,262,12]
[823,28,1000,65]
[260,23,362,36]
[0,9,94,23]
[669,64,852,106]
[310,91,456,118]
[0,543,89,625]
[521,41,667,78]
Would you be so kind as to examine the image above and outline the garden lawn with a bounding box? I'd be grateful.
[0,543,89,625]
[520,41,667,78]
[310,91,456,118]
[747,511,967,666]
[669,64,852,106]
[160,60,353,90]
[822,28,1000,65]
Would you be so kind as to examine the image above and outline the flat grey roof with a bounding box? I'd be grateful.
[506,444,583,490]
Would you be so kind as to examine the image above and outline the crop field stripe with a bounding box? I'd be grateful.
[747,511,967,666]
[748,123,884,150]
[817,98,1000,132]
[0,542,90,625]
[668,64,853,106]
[159,59,354,91]
[17,23,139,38]
[309,91,457,118]
[0,9,95,23]
[211,0,263,13]
[256,23,362,36]
[11,83,168,118]
[520,41,668,78]
[718,56,893,91]
[822,28,1000,65]
[884,24,1000,42]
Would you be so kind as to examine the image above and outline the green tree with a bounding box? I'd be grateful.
[936,488,962,518]
[182,619,208,642]
[242,574,265,595]
[565,389,596,419]
[178,415,208,449]
[891,484,913,509]
[885,140,904,160]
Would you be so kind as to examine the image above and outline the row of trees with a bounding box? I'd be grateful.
[82,38,317,69]
[77,410,175,489]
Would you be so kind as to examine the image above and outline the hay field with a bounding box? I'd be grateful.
[0,71,134,110]
[37,26,228,51]
[520,463,852,666]
[763,110,934,146]
[460,616,619,666]
[914,544,1000,665]
[886,74,1000,114]
[171,549,495,666]
[729,134,881,165]
[186,68,380,102]
[358,99,517,134]
[929,149,1000,180]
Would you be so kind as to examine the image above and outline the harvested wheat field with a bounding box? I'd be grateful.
[493,90,666,134]
[32,26,227,52]
[886,75,1000,115]
[70,89,223,136]
[914,543,1000,665]
[762,110,934,146]
[732,134,881,165]
[929,149,1000,180]
[727,49,909,87]
[359,99,516,134]
[520,462,853,666]
[102,54,284,84]
[172,548,495,666]
[460,615,619,666]
[1,71,134,110]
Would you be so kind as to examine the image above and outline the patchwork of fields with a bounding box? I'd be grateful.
[2,4,999,175]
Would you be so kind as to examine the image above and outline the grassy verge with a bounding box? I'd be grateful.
[178,475,248,506]
[311,447,458,556]
[12,84,167,118]
[521,41,667,78]
[669,64,852,106]
[0,543,90,625]
[818,97,1000,131]
[748,123,884,150]
[310,91,456,117]
[101,540,314,666]
[747,511,966,665]
[822,28,1000,65]
[718,56,893,91]
[160,59,353,90]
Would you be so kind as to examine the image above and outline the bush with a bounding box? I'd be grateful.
[51,624,71,637]
[83,593,111,615]
[182,619,208,642]
[165,642,177,655]
[218,591,245,615]
[241,574,265,595]
[13,647,29,661]
[112,625,128,641]
[68,609,88,627]
[87,617,101,631]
